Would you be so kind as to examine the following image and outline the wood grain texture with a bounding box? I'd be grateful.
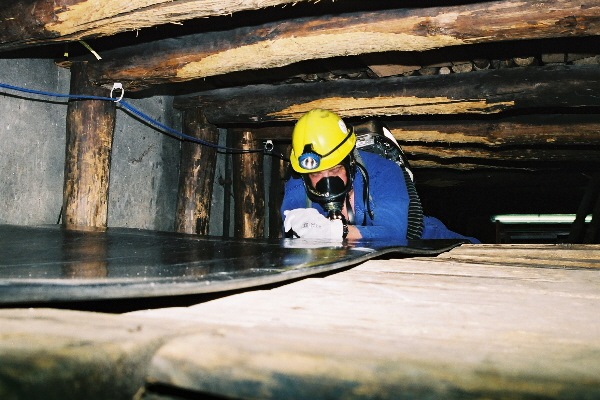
[0,308,187,400]
[2,244,599,399]
[0,0,309,50]
[204,115,600,145]
[386,115,600,147]
[217,114,600,170]
[79,0,600,90]
[175,65,600,122]
[175,109,219,235]
[232,130,265,238]
[131,244,600,398]
[63,62,116,231]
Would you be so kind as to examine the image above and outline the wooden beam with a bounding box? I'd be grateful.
[220,114,600,146]
[232,130,265,238]
[62,62,116,231]
[140,249,600,399]
[222,113,600,169]
[174,65,600,122]
[403,146,600,167]
[77,0,600,90]
[385,116,600,147]
[0,0,310,51]
[175,109,219,235]
[391,115,600,169]
[392,115,600,168]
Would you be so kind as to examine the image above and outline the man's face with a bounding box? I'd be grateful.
[307,164,348,187]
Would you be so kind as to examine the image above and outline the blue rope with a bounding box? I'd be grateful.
[0,81,265,154]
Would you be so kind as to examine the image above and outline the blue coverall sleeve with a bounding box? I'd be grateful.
[422,216,481,243]
[280,177,308,217]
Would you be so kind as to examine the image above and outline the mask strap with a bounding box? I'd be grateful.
[353,151,374,224]
[346,195,355,225]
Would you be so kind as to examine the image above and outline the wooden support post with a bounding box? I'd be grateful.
[222,131,233,238]
[63,62,116,231]
[269,143,291,239]
[232,130,265,239]
[175,109,219,235]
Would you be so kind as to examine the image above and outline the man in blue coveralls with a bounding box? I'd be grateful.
[281,108,479,243]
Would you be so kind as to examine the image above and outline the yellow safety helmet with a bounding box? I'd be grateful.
[290,109,356,174]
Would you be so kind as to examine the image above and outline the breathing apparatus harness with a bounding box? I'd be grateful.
[353,120,424,239]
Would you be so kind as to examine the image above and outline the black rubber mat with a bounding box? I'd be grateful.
[0,224,466,304]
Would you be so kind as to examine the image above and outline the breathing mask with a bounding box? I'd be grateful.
[302,156,355,219]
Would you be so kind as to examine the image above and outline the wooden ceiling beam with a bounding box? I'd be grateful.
[404,146,600,169]
[232,114,600,146]
[229,113,600,170]
[174,65,600,122]
[389,116,600,169]
[75,0,600,91]
[0,0,310,51]
[385,115,600,147]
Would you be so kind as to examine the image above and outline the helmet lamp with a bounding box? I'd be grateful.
[298,151,321,171]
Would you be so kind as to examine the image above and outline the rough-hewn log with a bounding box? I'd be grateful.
[230,115,600,147]
[175,65,600,122]
[367,63,420,78]
[232,131,265,238]
[473,59,491,70]
[0,0,309,51]
[513,56,538,67]
[392,117,600,168]
[386,115,600,147]
[227,115,600,170]
[63,62,116,231]
[77,0,600,90]
[175,109,219,235]
[450,61,473,74]
[269,144,290,239]
[404,146,600,166]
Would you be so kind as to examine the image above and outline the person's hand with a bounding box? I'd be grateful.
[283,208,343,240]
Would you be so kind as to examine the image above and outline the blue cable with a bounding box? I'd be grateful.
[0,81,267,155]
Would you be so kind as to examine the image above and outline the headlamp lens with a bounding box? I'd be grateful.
[298,152,321,170]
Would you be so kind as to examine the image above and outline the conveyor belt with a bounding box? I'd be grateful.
[0,224,465,304]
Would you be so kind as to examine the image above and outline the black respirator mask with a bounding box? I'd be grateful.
[302,156,355,219]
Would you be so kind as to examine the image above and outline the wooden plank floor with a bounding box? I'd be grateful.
[1,244,600,399]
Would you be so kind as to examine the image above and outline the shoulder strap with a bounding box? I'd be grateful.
[352,150,374,226]
[354,125,424,239]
